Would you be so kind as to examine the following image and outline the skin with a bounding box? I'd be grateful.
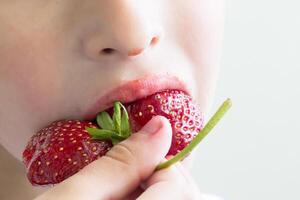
[0,0,224,199]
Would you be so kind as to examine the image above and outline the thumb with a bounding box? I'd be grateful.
[98,115,172,198]
[39,116,172,200]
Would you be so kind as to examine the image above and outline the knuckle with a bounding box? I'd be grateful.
[104,143,142,182]
[105,143,137,167]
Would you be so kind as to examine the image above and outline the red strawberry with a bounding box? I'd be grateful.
[23,120,112,185]
[125,89,204,155]
[23,89,203,186]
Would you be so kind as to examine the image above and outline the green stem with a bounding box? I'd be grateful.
[155,98,232,171]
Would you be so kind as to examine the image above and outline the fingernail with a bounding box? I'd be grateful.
[140,116,164,134]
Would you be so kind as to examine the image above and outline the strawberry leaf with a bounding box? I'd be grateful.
[111,138,120,145]
[88,102,131,145]
[86,127,116,138]
[120,103,131,137]
[113,102,121,134]
[96,111,115,131]
[86,127,126,141]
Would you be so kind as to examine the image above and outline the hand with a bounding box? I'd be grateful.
[35,116,203,200]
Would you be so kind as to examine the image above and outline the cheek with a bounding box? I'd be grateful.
[0,27,64,158]
[177,0,225,112]
[0,30,61,114]
[180,0,224,61]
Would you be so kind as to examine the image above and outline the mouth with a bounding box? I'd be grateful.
[83,74,192,121]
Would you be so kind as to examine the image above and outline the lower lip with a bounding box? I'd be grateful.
[84,75,190,120]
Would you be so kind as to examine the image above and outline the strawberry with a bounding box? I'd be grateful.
[22,120,113,185]
[23,89,204,186]
[125,89,204,155]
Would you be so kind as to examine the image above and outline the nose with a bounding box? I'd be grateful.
[82,1,162,59]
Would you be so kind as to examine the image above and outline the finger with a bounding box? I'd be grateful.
[36,116,172,200]
[137,162,203,200]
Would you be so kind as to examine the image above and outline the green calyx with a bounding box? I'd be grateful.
[86,101,131,145]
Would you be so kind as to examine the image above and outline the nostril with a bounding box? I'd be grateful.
[101,48,115,55]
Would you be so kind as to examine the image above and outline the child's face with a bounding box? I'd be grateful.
[0,1,224,160]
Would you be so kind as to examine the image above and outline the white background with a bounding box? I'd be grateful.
[192,1,300,200]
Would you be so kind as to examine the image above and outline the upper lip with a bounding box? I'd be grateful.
[83,74,191,120]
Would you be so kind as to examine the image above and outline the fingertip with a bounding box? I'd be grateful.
[146,116,172,154]
[140,116,171,134]
[151,116,172,137]
[136,115,172,153]
[139,116,163,134]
